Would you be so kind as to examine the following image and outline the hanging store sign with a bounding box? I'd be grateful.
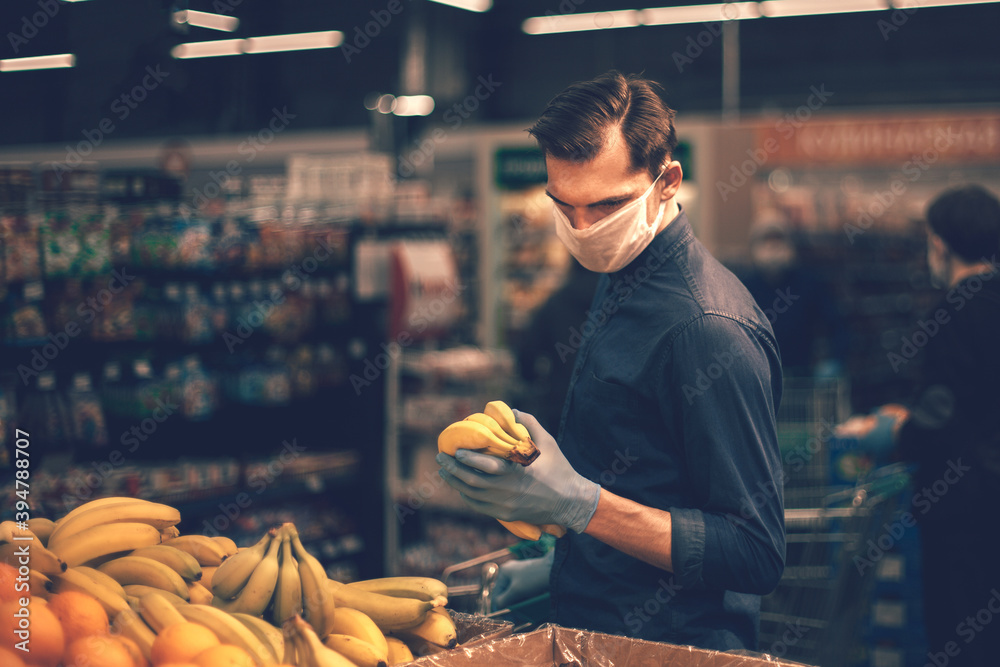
[755,113,1000,166]
[495,147,547,188]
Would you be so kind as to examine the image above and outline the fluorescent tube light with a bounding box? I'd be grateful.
[523,10,642,35]
[891,0,1000,6]
[641,2,761,25]
[760,0,889,18]
[176,10,240,32]
[244,31,343,54]
[171,39,243,59]
[0,53,75,72]
[427,0,493,11]
[393,95,435,116]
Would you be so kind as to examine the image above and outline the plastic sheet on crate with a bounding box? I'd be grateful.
[407,624,815,666]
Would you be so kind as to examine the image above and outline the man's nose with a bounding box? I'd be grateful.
[570,211,596,231]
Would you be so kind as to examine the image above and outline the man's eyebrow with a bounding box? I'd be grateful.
[545,190,635,208]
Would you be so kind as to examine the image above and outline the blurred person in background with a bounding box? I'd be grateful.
[438,71,786,651]
[736,211,849,379]
[837,185,1000,666]
[515,258,601,434]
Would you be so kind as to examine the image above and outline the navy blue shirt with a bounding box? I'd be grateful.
[550,210,786,651]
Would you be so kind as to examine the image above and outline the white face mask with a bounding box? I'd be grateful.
[553,169,667,273]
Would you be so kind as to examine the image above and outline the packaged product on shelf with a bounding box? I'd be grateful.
[68,371,109,451]
[176,214,213,269]
[76,206,112,275]
[19,371,75,467]
[10,281,47,342]
[182,355,217,421]
[3,213,42,282]
[182,283,213,343]
[41,208,82,276]
[209,282,230,333]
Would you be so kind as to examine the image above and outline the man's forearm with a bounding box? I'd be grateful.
[583,488,673,572]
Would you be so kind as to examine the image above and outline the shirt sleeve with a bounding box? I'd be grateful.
[661,314,786,594]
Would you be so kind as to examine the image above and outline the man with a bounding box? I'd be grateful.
[838,185,1000,666]
[437,71,786,651]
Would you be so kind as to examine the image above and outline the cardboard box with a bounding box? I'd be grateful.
[408,624,815,666]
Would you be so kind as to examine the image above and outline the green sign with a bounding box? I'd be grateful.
[495,147,547,188]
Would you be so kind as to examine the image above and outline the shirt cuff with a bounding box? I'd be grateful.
[670,507,706,587]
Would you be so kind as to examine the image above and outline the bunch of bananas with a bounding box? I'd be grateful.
[0,518,67,592]
[438,400,567,541]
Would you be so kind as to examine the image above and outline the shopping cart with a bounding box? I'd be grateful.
[759,462,913,667]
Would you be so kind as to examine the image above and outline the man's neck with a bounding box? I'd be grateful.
[949,259,998,287]
[655,200,681,236]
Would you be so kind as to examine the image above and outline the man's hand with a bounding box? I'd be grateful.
[436,410,600,534]
[491,549,555,611]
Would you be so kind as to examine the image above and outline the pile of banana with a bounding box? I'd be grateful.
[438,399,567,541]
[1,497,464,666]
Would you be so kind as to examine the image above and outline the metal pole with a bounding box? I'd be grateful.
[722,19,740,124]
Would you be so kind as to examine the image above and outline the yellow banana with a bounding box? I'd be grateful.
[47,500,180,551]
[98,556,191,600]
[111,607,156,662]
[437,420,538,465]
[324,633,388,667]
[177,602,275,666]
[394,606,457,649]
[74,565,129,600]
[188,581,214,605]
[232,612,284,663]
[200,565,219,591]
[289,527,336,637]
[327,607,389,660]
[286,614,358,667]
[160,534,228,566]
[51,567,130,618]
[123,584,189,607]
[28,569,52,599]
[272,533,302,626]
[346,576,448,603]
[55,496,150,525]
[485,400,533,442]
[497,520,567,541]
[212,531,281,616]
[463,413,521,446]
[209,530,274,600]
[0,536,67,576]
[133,590,187,632]
[26,517,56,545]
[50,521,162,568]
[212,535,240,557]
[129,544,202,581]
[385,636,414,665]
[160,525,181,540]
[327,579,436,632]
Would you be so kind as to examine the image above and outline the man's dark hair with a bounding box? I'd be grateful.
[527,71,678,180]
[927,185,1000,263]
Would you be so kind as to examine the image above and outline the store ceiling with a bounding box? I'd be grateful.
[1,0,998,149]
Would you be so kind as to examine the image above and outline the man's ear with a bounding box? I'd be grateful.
[660,160,683,201]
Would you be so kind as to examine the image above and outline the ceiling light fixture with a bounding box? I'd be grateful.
[427,0,493,12]
[0,53,75,72]
[523,10,642,35]
[243,31,343,54]
[890,0,1000,6]
[171,38,243,59]
[641,2,761,25]
[393,95,436,116]
[174,9,240,32]
[759,0,888,18]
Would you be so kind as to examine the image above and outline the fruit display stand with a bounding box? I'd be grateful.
[406,624,812,666]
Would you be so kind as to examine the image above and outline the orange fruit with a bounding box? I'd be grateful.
[117,635,149,667]
[64,634,137,667]
[150,622,219,665]
[47,590,110,647]
[0,562,20,602]
[192,644,255,667]
[0,645,28,667]
[0,597,64,667]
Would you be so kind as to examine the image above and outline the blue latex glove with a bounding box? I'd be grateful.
[436,409,600,534]
[492,549,555,611]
